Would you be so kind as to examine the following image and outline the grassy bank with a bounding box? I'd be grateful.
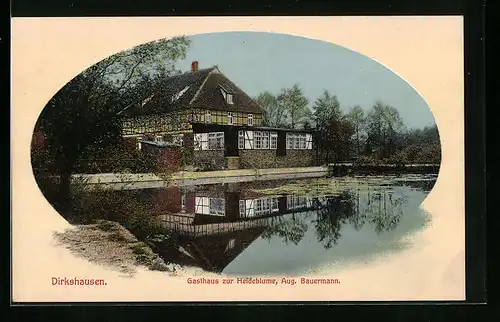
[54,220,180,275]
[37,175,181,275]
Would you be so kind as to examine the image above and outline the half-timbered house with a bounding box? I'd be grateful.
[119,61,316,170]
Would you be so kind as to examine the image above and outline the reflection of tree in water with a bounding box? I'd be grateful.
[260,212,310,245]
[313,191,356,249]
[399,179,436,193]
[365,189,407,234]
[260,185,409,250]
[345,186,409,235]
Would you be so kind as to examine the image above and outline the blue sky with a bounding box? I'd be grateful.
[174,32,435,129]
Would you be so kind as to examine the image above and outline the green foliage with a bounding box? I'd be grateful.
[277,84,309,129]
[257,184,409,249]
[346,105,366,157]
[33,36,191,198]
[365,101,405,159]
[68,183,171,244]
[312,90,342,129]
[73,139,162,174]
[255,91,288,127]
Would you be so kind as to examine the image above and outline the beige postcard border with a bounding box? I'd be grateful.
[11,16,465,302]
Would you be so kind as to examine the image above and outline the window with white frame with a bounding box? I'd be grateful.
[220,86,235,105]
[195,197,225,216]
[293,134,300,149]
[286,133,293,149]
[208,133,217,150]
[238,131,244,149]
[194,132,224,150]
[195,197,209,214]
[247,114,253,126]
[272,197,279,211]
[255,198,264,214]
[193,133,203,150]
[244,131,254,149]
[270,132,278,149]
[226,93,234,104]
[205,110,212,123]
[254,197,280,216]
[208,132,224,150]
[262,131,270,149]
[243,200,255,218]
[239,131,278,150]
[227,112,233,125]
[286,133,313,150]
[216,132,224,149]
[306,134,313,149]
[254,131,262,149]
[299,134,306,149]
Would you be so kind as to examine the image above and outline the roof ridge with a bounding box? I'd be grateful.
[188,68,218,105]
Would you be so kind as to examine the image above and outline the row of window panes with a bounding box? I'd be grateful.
[238,131,278,150]
[194,132,224,150]
[286,196,309,209]
[286,133,312,150]
[239,197,279,217]
[255,198,280,215]
[196,197,225,216]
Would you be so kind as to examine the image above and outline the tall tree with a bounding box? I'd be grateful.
[311,90,344,163]
[255,91,288,127]
[35,36,191,200]
[312,90,342,130]
[301,108,315,130]
[277,84,309,129]
[365,101,404,159]
[346,105,366,158]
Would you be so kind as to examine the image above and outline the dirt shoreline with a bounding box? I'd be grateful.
[53,220,182,277]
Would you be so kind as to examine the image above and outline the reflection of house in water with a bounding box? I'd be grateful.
[151,183,318,273]
[154,183,315,236]
[146,181,411,272]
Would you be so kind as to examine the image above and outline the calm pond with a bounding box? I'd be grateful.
[122,174,436,276]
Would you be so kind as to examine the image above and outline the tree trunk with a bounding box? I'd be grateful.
[58,160,76,203]
[59,171,71,201]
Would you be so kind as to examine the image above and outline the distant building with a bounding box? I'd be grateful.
[119,61,316,170]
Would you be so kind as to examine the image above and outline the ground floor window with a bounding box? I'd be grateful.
[254,197,280,215]
[239,130,277,150]
[195,197,225,216]
[286,133,313,150]
[240,197,279,218]
[271,132,278,149]
[287,196,309,209]
[194,132,224,150]
[238,131,244,149]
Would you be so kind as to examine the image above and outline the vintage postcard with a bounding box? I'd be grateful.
[11,16,465,302]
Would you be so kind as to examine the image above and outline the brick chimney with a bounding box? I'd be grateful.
[191,61,198,72]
